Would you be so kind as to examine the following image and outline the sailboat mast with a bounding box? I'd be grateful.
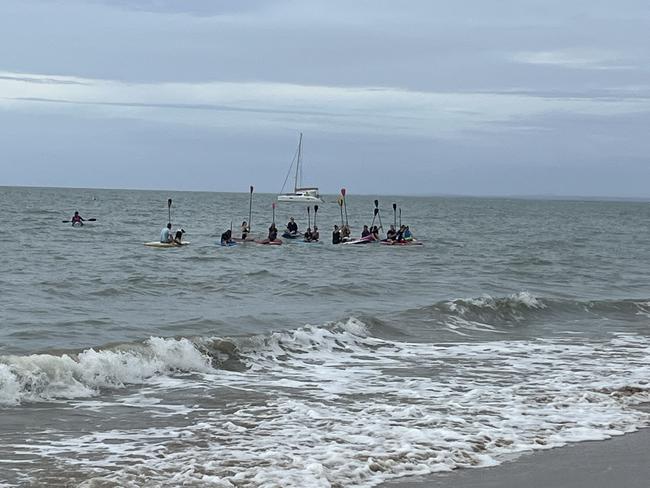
[294,132,303,192]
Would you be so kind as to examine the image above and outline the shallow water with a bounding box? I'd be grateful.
[1,186,649,486]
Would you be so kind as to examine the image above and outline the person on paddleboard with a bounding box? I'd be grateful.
[361,225,371,238]
[268,223,278,241]
[371,226,380,241]
[241,221,250,240]
[311,226,320,242]
[160,223,173,243]
[386,225,397,241]
[332,225,341,244]
[395,225,406,242]
[221,229,234,246]
[173,228,185,245]
[71,211,85,226]
[286,217,299,235]
[303,227,313,242]
[403,226,413,241]
[340,224,351,241]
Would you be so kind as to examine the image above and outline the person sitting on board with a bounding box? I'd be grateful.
[241,221,250,240]
[311,226,320,242]
[303,227,313,242]
[361,225,371,238]
[403,226,414,241]
[395,225,406,242]
[332,225,342,244]
[286,217,299,235]
[371,226,380,240]
[268,223,278,241]
[220,229,234,246]
[71,211,85,226]
[386,225,397,241]
[340,224,351,241]
[160,223,173,243]
[173,228,185,245]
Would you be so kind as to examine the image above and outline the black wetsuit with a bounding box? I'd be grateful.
[332,230,341,244]
[287,221,298,233]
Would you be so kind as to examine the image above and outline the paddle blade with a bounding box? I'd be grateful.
[307,206,310,214]
[314,205,319,213]
[337,196,343,206]
[250,185,254,193]
[88,218,97,221]
[341,188,346,197]
[374,199,379,208]
[167,198,172,208]
[374,208,379,216]
[392,203,397,211]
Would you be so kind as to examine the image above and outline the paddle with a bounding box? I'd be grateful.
[248,185,254,232]
[374,199,383,230]
[63,218,96,223]
[399,207,402,227]
[341,188,349,226]
[167,198,172,226]
[272,202,276,225]
[393,203,397,228]
[307,206,311,229]
[371,207,378,228]
[338,196,344,226]
[314,204,318,228]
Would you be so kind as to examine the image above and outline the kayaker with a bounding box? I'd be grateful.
[160,223,173,243]
[332,225,341,244]
[71,211,85,226]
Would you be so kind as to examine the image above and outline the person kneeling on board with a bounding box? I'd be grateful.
[173,228,185,245]
[268,223,278,241]
[221,229,234,246]
[332,225,342,244]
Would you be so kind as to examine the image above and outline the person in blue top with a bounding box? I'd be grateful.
[160,223,173,243]
[403,226,413,241]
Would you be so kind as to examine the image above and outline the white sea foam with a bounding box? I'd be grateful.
[0,337,214,405]
[6,318,650,487]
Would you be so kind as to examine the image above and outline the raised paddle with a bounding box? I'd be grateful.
[307,206,311,229]
[62,218,96,223]
[374,199,383,230]
[248,185,254,232]
[393,203,397,228]
[341,188,349,226]
[371,207,378,228]
[314,204,318,228]
[399,207,402,227]
[338,196,344,226]
[272,202,276,225]
[167,198,172,226]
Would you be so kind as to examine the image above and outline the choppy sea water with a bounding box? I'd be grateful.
[1,186,649,487]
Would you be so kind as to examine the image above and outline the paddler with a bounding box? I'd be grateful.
[268,223,278,241]
[332,225,341,244]
[340,224,351,241]
[220,229,234,246]
[71,211,85,226]
[173,228,185,245]
[361,225,371,238]
[311,226,320,242]
[386,225,397,241]
[286,217,299,236]
[160,223,173,243]
[240,221,250,240]
[403,226,413,241]
[303,227,313,242]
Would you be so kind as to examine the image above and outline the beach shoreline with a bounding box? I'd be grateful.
[379,426,650,488]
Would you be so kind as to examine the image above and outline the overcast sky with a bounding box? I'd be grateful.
[1,0,649,197]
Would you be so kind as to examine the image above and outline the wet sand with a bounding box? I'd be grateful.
[380,428,650,488]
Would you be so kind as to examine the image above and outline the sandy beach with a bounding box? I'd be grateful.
[380,427,650,488]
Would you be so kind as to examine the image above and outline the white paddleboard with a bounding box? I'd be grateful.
[144,241,191,248]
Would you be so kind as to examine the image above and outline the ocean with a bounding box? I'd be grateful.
[1,186,649,487]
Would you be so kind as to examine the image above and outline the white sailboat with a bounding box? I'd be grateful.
[277,133,323,203]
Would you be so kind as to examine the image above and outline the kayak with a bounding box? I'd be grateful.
[255,239,283,245]
[144,241,191,248]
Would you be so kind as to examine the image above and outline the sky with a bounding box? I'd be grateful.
[1,0,649,197]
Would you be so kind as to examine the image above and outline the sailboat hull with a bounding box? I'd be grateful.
[277,194,323,203]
